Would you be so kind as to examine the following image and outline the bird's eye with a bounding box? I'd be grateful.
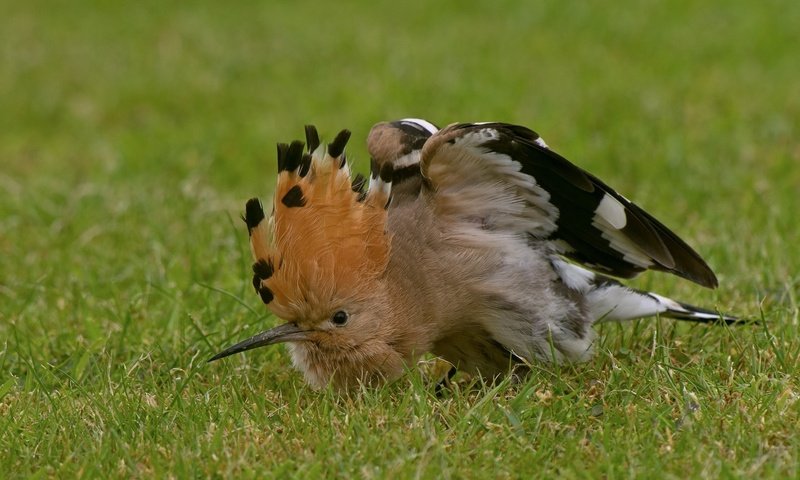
[331,310,349,326]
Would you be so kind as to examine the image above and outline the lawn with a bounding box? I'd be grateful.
[1,0,799,477]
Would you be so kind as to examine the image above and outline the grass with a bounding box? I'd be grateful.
[1,0,799,477]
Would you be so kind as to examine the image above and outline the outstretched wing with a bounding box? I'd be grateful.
[370,121,718,288]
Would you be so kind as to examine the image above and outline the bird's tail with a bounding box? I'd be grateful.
[657,299,741,324]
[587,280,740,325]
[550,258,740,325]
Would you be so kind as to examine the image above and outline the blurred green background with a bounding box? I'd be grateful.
[1,0,798,477]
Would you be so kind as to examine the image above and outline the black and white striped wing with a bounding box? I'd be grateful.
[366,118,439,199]
[418,122,718,288]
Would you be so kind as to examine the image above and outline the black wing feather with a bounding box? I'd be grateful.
[440,122,718,288]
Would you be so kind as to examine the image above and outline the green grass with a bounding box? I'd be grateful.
[2,0,799,477]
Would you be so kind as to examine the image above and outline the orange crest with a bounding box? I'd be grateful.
[245,126,392,320]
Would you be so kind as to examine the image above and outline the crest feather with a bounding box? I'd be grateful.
[248,127,391,319]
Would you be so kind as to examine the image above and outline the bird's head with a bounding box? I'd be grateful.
[210,126,407,389]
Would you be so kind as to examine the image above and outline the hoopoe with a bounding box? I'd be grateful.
[209,119,737,389]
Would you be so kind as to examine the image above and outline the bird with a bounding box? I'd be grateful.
[208,119,738,390]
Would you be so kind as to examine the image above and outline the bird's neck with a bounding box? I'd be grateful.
[381,217,460,359]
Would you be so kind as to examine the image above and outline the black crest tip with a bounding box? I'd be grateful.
[259,286,274,304]
[305,125,321,153]
[281,184,306,208]
[351,173,367,193]
[276,143,289,173]
[327,129,352,158]
[281,140,305,173]
[252,258,274,279]
[243,198,265,231]
[298,153,312,177]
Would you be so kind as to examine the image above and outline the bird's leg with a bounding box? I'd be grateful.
[434,366,458,396]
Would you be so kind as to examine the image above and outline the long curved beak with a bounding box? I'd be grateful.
[207,323,309,362]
